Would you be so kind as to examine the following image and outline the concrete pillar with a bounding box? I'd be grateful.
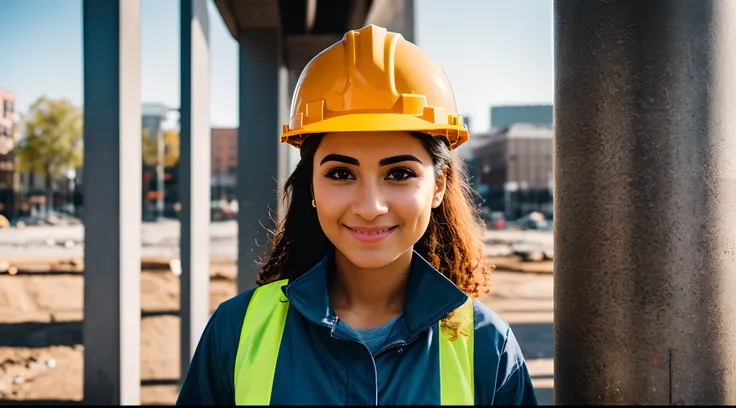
[276,65,291,223]
[285,70,300,178]
[179,0,211,379]
[554,0,736,404]
[82,0,141,404]
[237,28,282,292]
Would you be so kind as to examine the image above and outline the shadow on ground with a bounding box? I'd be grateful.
[509,322,553,360]
[510,321,554,405]
[0,400,82,405]
[0,322,81,348]
[533,387,553,406]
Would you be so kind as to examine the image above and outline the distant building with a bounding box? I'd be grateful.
[490,105,553,129]
[141,103,177,220]
[211,128,237,200]
[0,89,17,219]
[473,124,553,219]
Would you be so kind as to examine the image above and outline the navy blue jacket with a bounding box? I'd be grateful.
[177,252,538,405]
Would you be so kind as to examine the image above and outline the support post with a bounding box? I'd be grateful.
[82,0,141,404]
[554,0,736,404]
[237,28,282,292]
[179,0,211,380]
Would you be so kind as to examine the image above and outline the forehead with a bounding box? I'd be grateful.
[316,131,430,162]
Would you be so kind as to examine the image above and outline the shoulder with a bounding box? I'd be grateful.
[211,286,258,340]
[210,279,289,345]
[175,287,259,405]
[471,299,539,405]
[217,286,257,321]
[471,299,526,383]
[471,298,512,348]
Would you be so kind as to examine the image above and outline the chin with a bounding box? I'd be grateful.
[337,248,402,270]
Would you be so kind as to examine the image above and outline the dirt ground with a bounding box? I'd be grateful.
[0,260,553,405]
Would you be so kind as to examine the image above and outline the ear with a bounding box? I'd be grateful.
[432,169,447,209]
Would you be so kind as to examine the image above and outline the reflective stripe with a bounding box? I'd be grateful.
[234,279,290,405]
[234,281,474,405]
[439,298,475,405]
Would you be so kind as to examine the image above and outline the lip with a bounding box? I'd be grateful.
[344,225,398,243]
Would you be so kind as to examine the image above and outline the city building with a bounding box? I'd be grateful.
[211,127,237,201]
[141,103,178,220]
[473,124,553,219]
[490,104,553,129]
[455,129,494,190]
[0,89,17,220]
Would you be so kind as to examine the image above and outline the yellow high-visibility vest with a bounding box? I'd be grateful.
[233,279,475,405]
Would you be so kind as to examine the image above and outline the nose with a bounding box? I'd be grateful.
[352,180,388,221]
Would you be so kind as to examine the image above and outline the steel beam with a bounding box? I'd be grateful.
[82,0,141,404]
[554,0,736,404]
[237,28,282,292]
[179,0,211,380]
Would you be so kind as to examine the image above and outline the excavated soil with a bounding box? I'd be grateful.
[0,263,238,404]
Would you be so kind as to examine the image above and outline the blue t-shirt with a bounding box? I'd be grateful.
[339,314,403,355]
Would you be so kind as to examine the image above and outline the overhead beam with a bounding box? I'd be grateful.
[213,0,238,38]
[365,0,414,43]
[234,0,281,29]
[284,34,341,74]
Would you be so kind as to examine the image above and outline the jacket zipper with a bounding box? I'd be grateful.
[331,316,380,406]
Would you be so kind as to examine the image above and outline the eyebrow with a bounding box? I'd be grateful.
[320,154,359,166]
[379,155,423,166]
[319,154,423,166]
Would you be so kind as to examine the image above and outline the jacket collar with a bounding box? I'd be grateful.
[283,249,468,338]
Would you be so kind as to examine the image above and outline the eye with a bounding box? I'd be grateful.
[385,168,417,181]
[325,168,355,180]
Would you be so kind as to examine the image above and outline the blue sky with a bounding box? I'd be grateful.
[0,0,553,133]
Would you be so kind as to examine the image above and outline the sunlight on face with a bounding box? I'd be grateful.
[312,131,446,270]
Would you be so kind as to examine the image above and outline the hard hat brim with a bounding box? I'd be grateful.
[281,113,469,150]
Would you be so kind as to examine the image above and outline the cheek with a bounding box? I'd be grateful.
[391,180,436,226]
[312,178,351,227]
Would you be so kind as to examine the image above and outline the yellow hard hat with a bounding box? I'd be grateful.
[281,24,469,150]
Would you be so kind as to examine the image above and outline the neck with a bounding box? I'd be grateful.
[330,249,413,318]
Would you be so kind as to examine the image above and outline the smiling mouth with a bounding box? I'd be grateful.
[345,225,398,235]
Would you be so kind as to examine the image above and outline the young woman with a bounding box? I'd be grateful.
[177,24,538,406]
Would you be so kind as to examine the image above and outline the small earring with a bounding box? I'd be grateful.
[311,199,316,208]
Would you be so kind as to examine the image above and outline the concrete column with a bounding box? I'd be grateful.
[237,28,281,292]
[82,0,141,404]
[276,65,291,223]
[554,0,736,404]
[285,70,300,178]
[179,0,211,379]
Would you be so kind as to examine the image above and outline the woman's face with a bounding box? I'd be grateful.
[312,131,446,269]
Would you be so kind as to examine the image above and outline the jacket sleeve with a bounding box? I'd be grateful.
[492,328,539,406]
[492,360,538,405]
[175,307,235,405]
